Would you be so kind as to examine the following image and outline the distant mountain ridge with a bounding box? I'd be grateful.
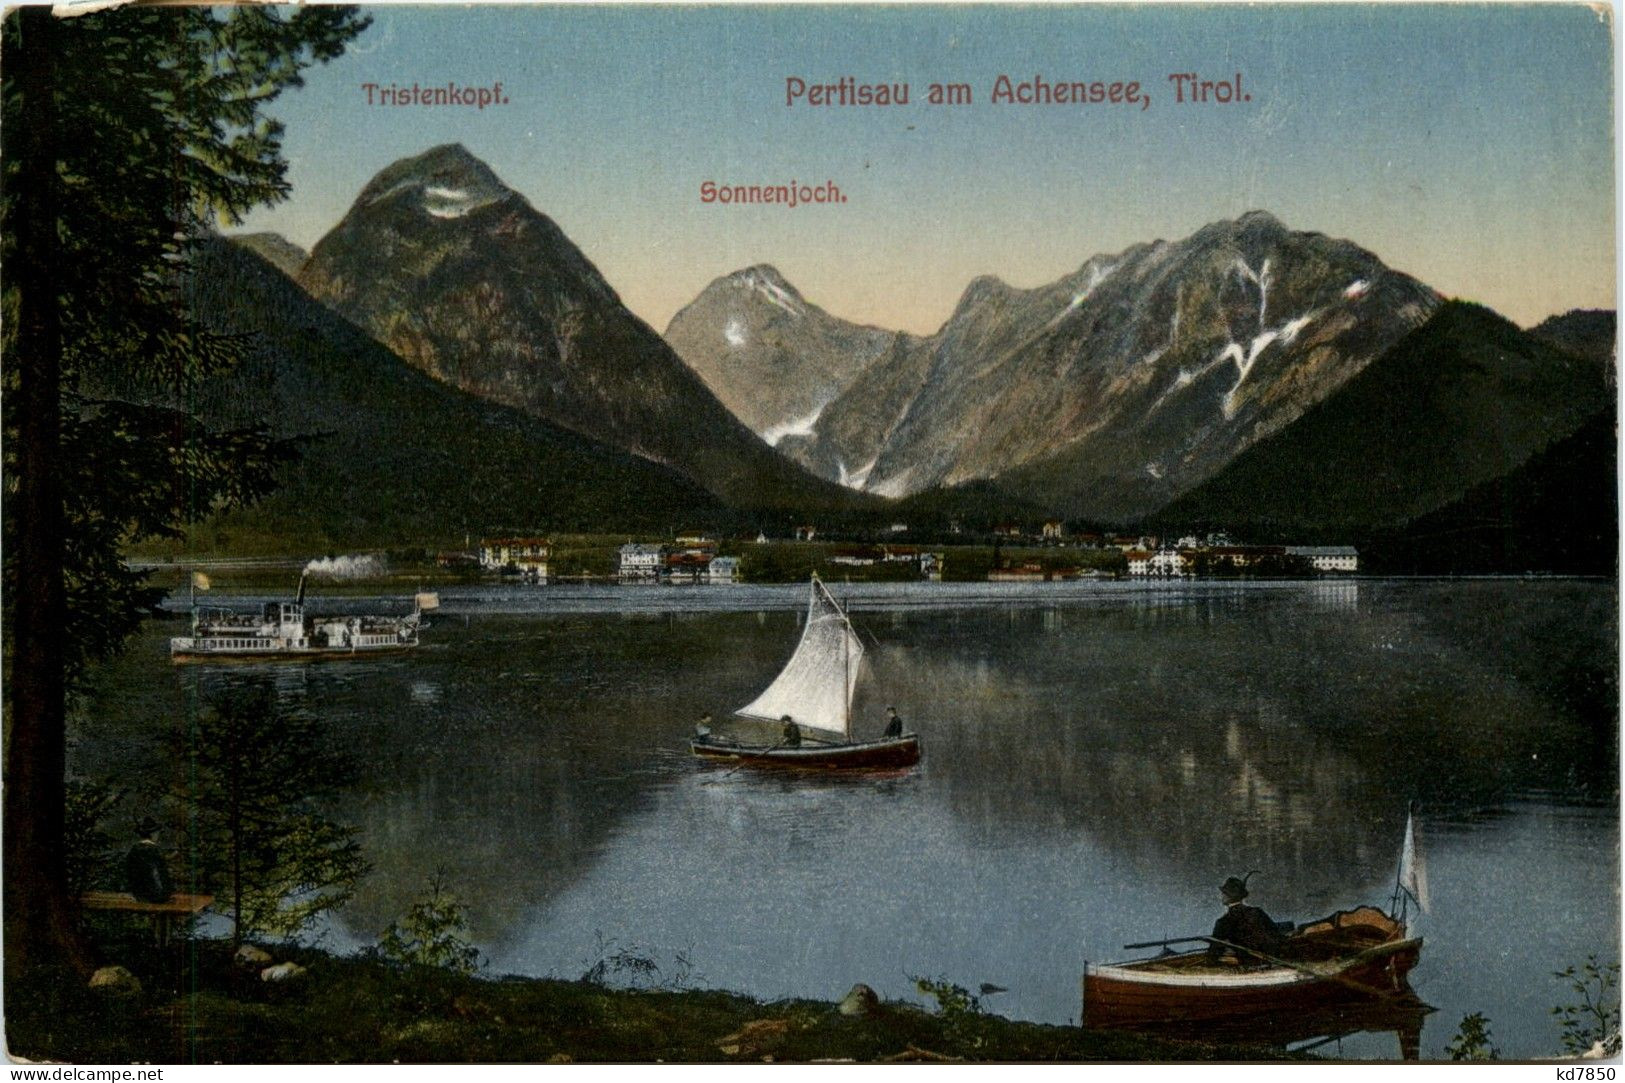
[255,152,1609,553]
[697,212,1443,520]
[297,144,861,513]
[1529,308,1617,371]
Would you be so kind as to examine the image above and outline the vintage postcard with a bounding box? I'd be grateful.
[2,0,1617,1067]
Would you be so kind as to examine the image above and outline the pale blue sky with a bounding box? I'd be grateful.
[237,4,1616,335]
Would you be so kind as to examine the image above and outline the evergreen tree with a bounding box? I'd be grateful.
[2,6,368,978]
[172,683,369,951]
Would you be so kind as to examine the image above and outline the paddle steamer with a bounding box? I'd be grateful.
[170,574,435,661]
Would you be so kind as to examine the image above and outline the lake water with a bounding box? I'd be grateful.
[77,578,1619,1060]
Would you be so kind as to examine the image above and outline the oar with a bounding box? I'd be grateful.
[1124,935,1212,951]
[703,741,786,784]
[1202,936,1413,1002]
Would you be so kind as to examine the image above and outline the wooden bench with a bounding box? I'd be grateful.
[80,892,214,946]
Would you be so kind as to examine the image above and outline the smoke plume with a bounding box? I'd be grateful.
[303,554,386,580]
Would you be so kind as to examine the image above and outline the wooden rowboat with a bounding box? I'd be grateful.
[1083,906,1422,1030]
[690,733,920,770]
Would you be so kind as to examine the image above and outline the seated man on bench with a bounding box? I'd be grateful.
[125,817,174,904]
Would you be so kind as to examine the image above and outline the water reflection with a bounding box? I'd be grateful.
[1147,995,1434,1060]
[1310,580,1360,612]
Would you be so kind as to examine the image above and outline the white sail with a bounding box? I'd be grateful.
[736,578,864,738]
[1397,808,1430,915]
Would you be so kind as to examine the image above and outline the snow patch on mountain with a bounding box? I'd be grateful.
[423,185,499,220]
[1234,257,1273,327]
[1067,261,1117,312]
[738,269,804,317]
[1278,314,1313,344]
[1140,292,1184,368]
[838,455,880,490]
[1145,364,1203,417]
[761,402,825,446]
[365,179,417,207]
[1046,261,1119,339]
[1218,308,1317,417]
[1344,279,1370,299]
[724,318,747,347]
[867,467,914,498]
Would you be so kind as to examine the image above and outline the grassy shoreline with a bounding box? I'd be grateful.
[6,938,1300,1064]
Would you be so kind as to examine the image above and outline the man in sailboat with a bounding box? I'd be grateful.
[1207,872,1287,965]
[780,715,801,748]
[883,706,903,738]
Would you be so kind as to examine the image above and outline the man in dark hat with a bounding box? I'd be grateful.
[125,817,174,904]
[1207,871,1286,964]
[883,706,903,738]
[780,715,801,748]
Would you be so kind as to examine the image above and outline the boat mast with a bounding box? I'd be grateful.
[1389,847,1406,923]
[842,583,851,735]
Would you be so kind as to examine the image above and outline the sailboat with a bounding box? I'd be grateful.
[690,575,921,770]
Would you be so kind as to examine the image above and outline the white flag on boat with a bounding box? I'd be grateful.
[414,591,440,612]
[191,572,211,591]
[1398,807,1430,914]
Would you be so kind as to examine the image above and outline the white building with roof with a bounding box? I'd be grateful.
[1287,546,1359,574]
[1149,548,1191,577]
[618,543,666,580]
[480,537,550,580]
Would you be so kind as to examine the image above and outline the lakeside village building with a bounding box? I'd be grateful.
[828,545,944,580]
[1124,544,1358,577]
[980,522,1355,577]
[618,539,739,584]
[478,537,550,581]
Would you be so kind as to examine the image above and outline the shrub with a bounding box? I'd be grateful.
[1446,1012,1499,1061]
[378,871,482,975]
[1553,955,1622,1055]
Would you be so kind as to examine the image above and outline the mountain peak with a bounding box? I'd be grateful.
[731,263,793,289]
[949,274,1016,316]
[725,265,806,314]
[1188,209,1291,249]
[353,144,514,221]
[1236,209,1285,229]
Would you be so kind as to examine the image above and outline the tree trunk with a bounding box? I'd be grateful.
[3,7,94,980]
[230,784,242,953]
